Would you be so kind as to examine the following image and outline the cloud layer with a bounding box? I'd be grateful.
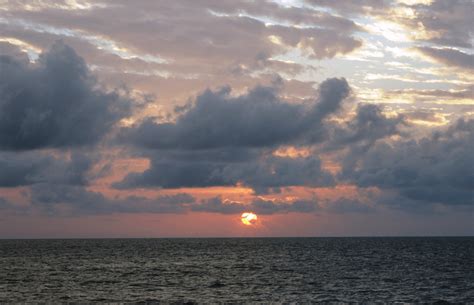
[121,78,350,149]
[0,41,130,150]
[115,78,350,193]
[341,118,474,207]
[0,7,472,223]
[1,42,472,217]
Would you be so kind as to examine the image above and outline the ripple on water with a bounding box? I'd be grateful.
[0,237,473,303]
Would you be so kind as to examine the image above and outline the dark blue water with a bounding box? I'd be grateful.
[0,237,473,303]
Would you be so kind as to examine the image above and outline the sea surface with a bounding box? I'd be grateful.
[0,237,473,303]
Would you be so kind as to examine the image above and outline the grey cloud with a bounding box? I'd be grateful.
[404,111,447,125]
[268,25,362,59]
[0,40,131,150]
[2,0,363,78]
[408,0,474,48]
[251,197,319,214]
[29,184,196,216]
[0,42,31,63]
[328,103,405,151]
[114,152,334,193]
[324,198,374,214]
[228,52,304,77]
[121,78,350,150]
[2,182,322,216]
[314,77,353,119]
[362,0,474,51]
[415,47,474,70]
[304,0,390,15]
[0,153,48,187]
[315,0,474,50]
[115,78,349,192]
[205,0,362,32]
[193,196,372,215]
[341,118,474,207]
[0,151,94,187]
[191,197,246,214]
[192,196,319,215]
[115,154,234,189]
[226,155,334,194]
[387,87,474,99]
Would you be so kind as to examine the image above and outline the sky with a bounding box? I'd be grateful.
[0,0,473,238]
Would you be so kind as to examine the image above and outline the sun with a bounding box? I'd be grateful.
[241,212,258,226]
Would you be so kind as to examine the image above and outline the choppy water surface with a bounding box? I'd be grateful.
[0,237,473,303]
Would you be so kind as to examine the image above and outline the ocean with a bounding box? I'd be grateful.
[0,237,473,303]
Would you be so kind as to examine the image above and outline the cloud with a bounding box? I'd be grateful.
[0,40,131,150]
[2,183,320,216]
[121,77,350,150]
[226,155,334,193]
[268,25,362,59]
[192,196,319,215]
[192,196,372,215]
[116,78,349,192]
[304,0,390,15]
[0,0,473,234]
[251,197,319,214]
[28,184,196,216]
[407,0,474,48]
[323,198,374,214]
[0,151,94,187]
[341,118,474,207]
[415,47,474,70]
[328,103,405,151]
[367,0,474,49]
[0,0,363,91]
[387,87,474,99]
[114,151,334,193]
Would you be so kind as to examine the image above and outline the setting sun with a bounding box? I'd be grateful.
[241,212,258,226]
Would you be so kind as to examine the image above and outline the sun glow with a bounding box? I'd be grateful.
[241,212,258,226]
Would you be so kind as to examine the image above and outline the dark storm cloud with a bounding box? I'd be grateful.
[324,198,374,214]
[251,197,319,214]
[0,153,49,187]
[0,36,469,217]
[121,78,350,150]
[116,78,349,192]
[192,196,371,215]
[226,155,334,194]
[0,151,94,187]
[191,197,246,214]
[415,47,474,71]
[0,41,133,194]
[341,118,474,207]
[114,152,334,193]
[28,184,196,216]
[233,156,334,193]
[0,40,130,150]
[328,103,405,151]
[192,196,319,215]
[114,153,235,189]
[0,42,30,63]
